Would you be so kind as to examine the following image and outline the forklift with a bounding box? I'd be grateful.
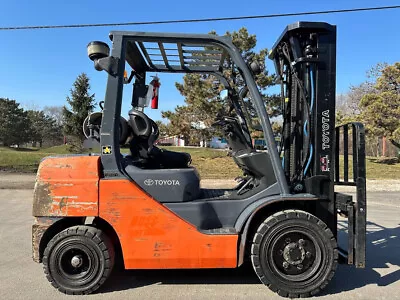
[32,22,367,297]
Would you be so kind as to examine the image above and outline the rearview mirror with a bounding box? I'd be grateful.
[220,89,228,100]
[87,41,118,76]
[87,41,110,62]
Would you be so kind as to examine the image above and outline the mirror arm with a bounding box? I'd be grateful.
[94,56,119,76]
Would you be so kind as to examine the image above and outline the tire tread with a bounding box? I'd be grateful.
[42,225,114,295]
[250,209,338,298]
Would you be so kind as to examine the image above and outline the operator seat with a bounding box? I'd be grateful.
[128,109,191,169]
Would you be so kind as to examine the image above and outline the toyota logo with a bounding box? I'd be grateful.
[144,179,154,186]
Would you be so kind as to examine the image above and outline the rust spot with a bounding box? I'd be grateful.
[107,208,120,224]
[53,164,73,169]
[206,243,212,249]
[32,217,63,263]
[36,217,56,225]
[32,181,52,216]
[154,242,172,253]
[32,224,46,262]
[143,208,154,214]
[59,197,67,210]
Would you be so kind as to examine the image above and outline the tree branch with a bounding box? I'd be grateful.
[389,139,400,149]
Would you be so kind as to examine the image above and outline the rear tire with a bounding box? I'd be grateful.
[43,225,115,295]
[251,210,338,298]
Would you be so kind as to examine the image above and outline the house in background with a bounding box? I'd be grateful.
[156,135,185,147]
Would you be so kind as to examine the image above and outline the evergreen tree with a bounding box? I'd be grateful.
[27,110,62,147]
[0,98,31,147]
[62,73,95,150]
[162,28,279,145]
[360,62,400,149]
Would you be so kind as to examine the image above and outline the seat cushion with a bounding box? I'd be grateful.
[149,147,191,169]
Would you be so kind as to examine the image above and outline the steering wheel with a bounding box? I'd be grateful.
[83,112,130,145]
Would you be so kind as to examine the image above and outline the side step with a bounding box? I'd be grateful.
[200,227,237,235]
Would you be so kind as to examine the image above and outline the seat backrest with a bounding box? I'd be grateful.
[128,109,160,160]
[128,109,152,137]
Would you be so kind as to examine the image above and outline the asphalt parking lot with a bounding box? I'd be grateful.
[0,189,399,300]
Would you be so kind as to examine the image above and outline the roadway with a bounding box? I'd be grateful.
[0,189,399,300]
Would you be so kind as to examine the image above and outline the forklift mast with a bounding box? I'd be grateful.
[270,22,366,268]
[269,22,336,197]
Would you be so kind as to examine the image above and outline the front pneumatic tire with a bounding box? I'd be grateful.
[42,225,115,295]
[251,210,338,298]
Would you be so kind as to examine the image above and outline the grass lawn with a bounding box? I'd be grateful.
[0,145,399,180]
[161,147,241,179]
[0,145,71,173]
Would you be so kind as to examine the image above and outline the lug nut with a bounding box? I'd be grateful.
[285,238,291,244]
[298,239,305,246]
[306,252,312,258]
[283,262,289,269]
[297,264,303,270]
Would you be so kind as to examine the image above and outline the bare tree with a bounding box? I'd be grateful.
[43,106,64,126]
[336,63,387,118]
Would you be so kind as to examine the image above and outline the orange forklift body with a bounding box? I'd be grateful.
[33,155,238,269]
[32,156,99,217]
[100,179,238,269]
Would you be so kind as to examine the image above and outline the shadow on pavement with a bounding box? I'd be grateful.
[323,221,400,295]
[100,263,259,293]
[99,221,400,295]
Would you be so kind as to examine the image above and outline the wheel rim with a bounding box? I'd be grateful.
[265,226,323,283]
[53,241,100,285]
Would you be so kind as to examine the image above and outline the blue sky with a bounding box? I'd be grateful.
[0,0,399,121]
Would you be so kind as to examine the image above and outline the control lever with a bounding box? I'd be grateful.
[237,176,255,195]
